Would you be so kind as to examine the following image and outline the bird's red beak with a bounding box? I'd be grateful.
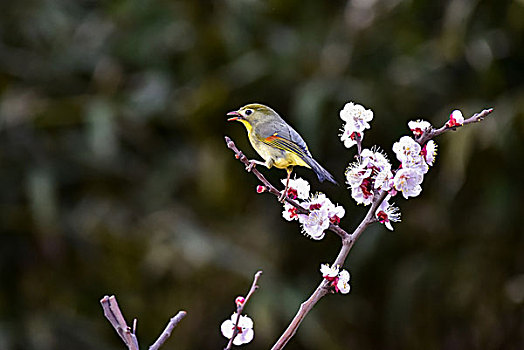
[227,110,243,121]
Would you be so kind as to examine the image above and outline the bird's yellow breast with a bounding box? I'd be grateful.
[275,151,309,169]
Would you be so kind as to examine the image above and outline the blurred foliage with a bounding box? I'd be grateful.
[0,0,523,349]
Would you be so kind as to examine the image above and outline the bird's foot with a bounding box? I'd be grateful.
[245,159,265,172]
[278,191,287,203]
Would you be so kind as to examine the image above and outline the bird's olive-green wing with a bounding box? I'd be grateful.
[255,121,313,161]
[262,134,310,158]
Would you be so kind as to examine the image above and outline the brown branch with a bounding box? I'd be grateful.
[100,295,186,350]
[224,270,263,350]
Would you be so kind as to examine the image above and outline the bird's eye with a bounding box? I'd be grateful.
[245,109,253,116]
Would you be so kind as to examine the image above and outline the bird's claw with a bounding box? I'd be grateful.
[246,161,256,172]
[278,191,287,203]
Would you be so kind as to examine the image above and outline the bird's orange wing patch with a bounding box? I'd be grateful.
[262,134,309,160]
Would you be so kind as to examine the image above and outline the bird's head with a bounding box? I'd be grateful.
[227,103,277,131]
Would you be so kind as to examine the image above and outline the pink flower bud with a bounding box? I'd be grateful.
[256,185,266,193]
[329,215,341,225]
[235,296,245,307]
[446,109,464,128]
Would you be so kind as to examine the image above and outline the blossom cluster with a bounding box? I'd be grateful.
[338,101,455,230]
[320,263,350,294]
[275,103,463,234]
[346,147,393,206]
[339,102,373,148]
[281,177,345,240]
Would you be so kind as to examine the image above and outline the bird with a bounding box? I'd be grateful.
[227,103,337,201]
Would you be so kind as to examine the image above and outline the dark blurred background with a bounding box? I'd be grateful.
[0,0,522,349]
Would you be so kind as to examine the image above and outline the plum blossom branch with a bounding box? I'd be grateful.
[224,106,493,350]
[271,190,385,350]
[225,136,348,240]
[100,295,186,350]
[223,270,263,350]
[224,135,385,349]
[417,108,493,145]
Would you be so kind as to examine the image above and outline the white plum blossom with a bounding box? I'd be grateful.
[408,119,432,137]
[281,176,310,200]
[282,192,344,238]
[350,184,374,206]
[346,159,371,189]
[346,148,393,205]
[282,202,299,221]
[422,140,438,166]
[346,160,374,205]
[297,193,344,239]
[326,203,345,225]
[309,193,345,224]
[340,102,373,149]
[221,313,254,346]
[336,269,351,294]
[320,263,339,279]
[392,136,429,174]
[340,127,361,149]
[392,136,420,163]
[298,205,330,240]
[280,177,310,221]
[360,148,389,170]
[393,167,423,199]
[404,153,429,175]
[361,148,394,191]
[375,197,401,231]
[340,102,373,131]
[374,166,394,192]
[320,263,351,294]
[446,109,464,128]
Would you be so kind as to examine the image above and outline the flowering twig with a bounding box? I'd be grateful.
[271,191,385,350]
[224,106,492,349]
[224,270,263,350]
[100,295,186,350]
[224,136,347,240]
[224,135,384,348]
[417,108,493,145]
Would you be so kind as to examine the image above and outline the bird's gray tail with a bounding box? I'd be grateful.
[303,155,337,185]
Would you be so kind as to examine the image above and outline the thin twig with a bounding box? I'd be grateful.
[149,311,187,350]
[224,271,263,350]
[417,108,493,145]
